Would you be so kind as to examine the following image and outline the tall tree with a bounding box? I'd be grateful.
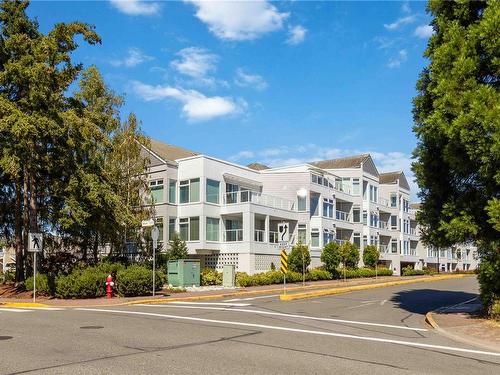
[412,0,499,310]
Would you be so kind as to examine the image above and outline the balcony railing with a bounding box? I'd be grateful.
[335,239,347,245]
[409,228,417,235]
[254,229,265,243]
[224,229,243,242]
[378,197,390,207]
[334,181,352,195]
[223,191,295,211]
[379,244,389,253]
[335,210,350,222]
[379,221,388,230]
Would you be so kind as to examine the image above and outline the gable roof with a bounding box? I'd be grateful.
[247,162,270,171]
[379,171,411,190]
[148,139,199,163]
[311,154,371,169]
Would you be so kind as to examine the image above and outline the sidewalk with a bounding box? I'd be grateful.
[427,299,500,352]
[0,274,469,308]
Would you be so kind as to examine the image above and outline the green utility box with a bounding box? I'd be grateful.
[222,265,236,288]
[167,259,200,287]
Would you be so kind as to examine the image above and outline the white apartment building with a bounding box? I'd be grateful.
[140,139,479,275]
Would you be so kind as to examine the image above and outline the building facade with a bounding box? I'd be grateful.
[141,139,478,275]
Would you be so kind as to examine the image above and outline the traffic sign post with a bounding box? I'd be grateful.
[151,226,159,297]
[280,249,288,294]
[28,233,43,303]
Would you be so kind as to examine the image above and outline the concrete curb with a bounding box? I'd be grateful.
[425,311,439,329]
[279,274,471,301]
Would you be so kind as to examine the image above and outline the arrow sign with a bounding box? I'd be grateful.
[29,233,43,253]
[278,223,289,242]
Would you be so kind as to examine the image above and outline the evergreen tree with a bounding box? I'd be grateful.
[288,242,311,273]
[167,234,189,261]
[321,241,341,274]
[362,245,380,268]
[412,0,499,311]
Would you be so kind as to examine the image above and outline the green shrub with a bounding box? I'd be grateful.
[307,268,332,281]
[201,268,222,286]
[362,245,380,268]
[402,266,426,276]
[25,274,56,295]
[1,270,15,283]
[116,265,164,297]
[321,242,341,274]
[288,243,311,273]
[491,299,500,321]
[343,267,393,278]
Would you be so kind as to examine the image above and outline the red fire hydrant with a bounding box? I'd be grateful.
[106,274,114,299]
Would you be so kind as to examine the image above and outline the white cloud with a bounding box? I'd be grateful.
[171,47,219,86]
[414,25,434,39]
[185,0,289,41]
[286,25,307,45]
[234,68,268,91]
[401,2,411,14]
[109,0,160,16]
[383,15,416,30]
[387,49,408,68]
[110,47,153,67]
[131,81,246,121]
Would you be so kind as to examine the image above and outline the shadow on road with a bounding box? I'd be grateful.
[390,289,478,314]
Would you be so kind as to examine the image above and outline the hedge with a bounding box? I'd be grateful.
[116,265,165,297]
[201,268,223,286]
[402,266,426,276]
[342,267,393,278]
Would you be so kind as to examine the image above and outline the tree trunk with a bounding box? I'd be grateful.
[22,167,30,277]
[93,233,99,263]
[14,176,24,284]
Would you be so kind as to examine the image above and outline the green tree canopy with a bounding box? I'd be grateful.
[288,243,311,273]
[362,245,380,268]
[321,241,341,274]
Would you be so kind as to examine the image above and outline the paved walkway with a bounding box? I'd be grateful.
[429,299,500,352]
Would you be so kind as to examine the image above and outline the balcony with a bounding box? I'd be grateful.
[379,244,389,253]
[335,239,347,245]
[378,197,390,207]
[223,191,295,211]
[379,221,388,230]
[335,210,350,222]
[269,231,279,244]
[334,181,352,195]
[409,228,417,236]
[224,229,243,242]
[254,229,265,242]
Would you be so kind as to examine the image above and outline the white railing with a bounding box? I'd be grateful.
[410,228,417,235]
[334,181,352,195]
[379,221,388,229]
[254,229,265,243]
[378,197,390,207]
[379,244,389,253]
[223,191,295,211]
[269,231,279,243]
[224,229,243,242]
[335,239,347,245]
[335,210,350,222]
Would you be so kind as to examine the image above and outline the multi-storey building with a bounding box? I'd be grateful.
[140,139,478,275]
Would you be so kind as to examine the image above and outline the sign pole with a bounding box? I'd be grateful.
[283,272,286,295]
[152,243,156,297]
[33,250,36,303]
[151,225,159,298]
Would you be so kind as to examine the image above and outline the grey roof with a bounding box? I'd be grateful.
[379,171,411,190]
[148,139,199,163]
[311,154,371,169]
[247,162,270,171]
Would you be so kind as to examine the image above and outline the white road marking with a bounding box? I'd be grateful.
[224,294,280,302]
[346,302,376,309]
[76,308,500,358]
[23,307,66,311]
[380,299,388,306]
[0,308,32,312]
[168,302,251,307]
[135,304,427,332]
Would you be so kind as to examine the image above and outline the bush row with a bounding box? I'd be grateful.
[25,263,165,299]
[402,266,426,276]
[199,267,393,287]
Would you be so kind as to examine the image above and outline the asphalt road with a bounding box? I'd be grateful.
[1,277,499,375]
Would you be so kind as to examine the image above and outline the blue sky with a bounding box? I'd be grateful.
[30,1,433,199]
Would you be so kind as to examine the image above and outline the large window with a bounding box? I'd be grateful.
[370,213,379,228]
[297,195,307,211]
[179,178,200,204]
[390,215,398,230]
[353,233,360,248]
[362,210,368,225]
[352,179,360,196]
[206,179,220,204]
[391,239,398,254]
[369,185,378,203]
[150,179,164,204]
[168,218,176,240]
[206,217,220,241]
[168,180,176,203]
[353,208,360,223]
[323,198,334,218]
[179,217,199,241]
[298,224,307,244]
[310,196,319,216]
[390,193,397,208]
[311,229,319,247]
[323,230,334,245]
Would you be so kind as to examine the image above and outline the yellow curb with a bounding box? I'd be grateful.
[0,302,49,308]
[279,274,471,301]
[425,311,439,329]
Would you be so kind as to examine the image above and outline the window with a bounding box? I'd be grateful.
[370,235,378,247]
[323,198,334,218]
[155,218,164,243]
[310,196,319,216]
[297,195,307,211]
[168,180,176,203]
[150,179,164,204]
[363,235,368,248]
[311,174,318,184]
[391,239,398,254]
[390,193,397,208]
[390,215,398,230]
[362,211,368,225]
[369,185,378,203]
[323,230,334,245]
[206,217,220,241]
[298,224,307,244]
[370,213,379,227]
[179,217,199,241]
[179,178,200,204]
[353,233,360,248]
[206,179,220,204]
[311,229,319,247]
[352,179,360,196]
[402,198,409,212]
[168,218,176,240]
[353,208,360,223]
